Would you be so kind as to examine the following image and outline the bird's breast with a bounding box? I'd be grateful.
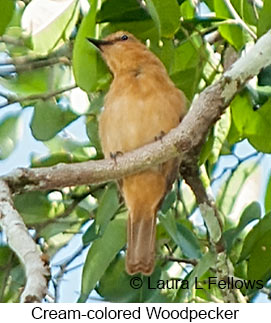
[99,72,185,157]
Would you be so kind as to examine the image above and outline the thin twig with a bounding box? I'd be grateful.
[0,56,70,76]
[251,0,259,20]
[0,35,25,46]
[223,0,257,40]
[52,245,87,302]
[0,43,72,66]
[0,84,77,109]
[16,56,70,73]
[211,151,262,184]
[165,255,198,266]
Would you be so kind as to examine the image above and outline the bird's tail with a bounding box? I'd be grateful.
[122,171,167,276]
[126,207,156,276]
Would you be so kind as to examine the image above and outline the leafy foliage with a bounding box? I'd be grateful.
[31,101,78,141]
[0,0,270,303]
[0,0,15,36]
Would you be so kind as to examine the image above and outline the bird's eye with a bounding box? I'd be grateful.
[121,35,128,41]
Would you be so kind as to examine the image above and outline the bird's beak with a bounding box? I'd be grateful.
[86,38,113,50]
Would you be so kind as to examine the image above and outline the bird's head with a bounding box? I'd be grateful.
[87,31,158,75]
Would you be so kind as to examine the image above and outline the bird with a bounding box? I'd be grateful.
[87,31,186,276]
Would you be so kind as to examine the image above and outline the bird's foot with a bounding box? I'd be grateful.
[154,130,166,142]
[110,151,123,165]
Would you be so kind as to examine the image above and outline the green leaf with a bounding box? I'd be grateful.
[30,101,78,141]
[95,183,120,235]
[161,191,177,214]
[265,173,271,214]
[247,230,271,284]
[235,0,258,26]
[199,130,215,165]
[227,113,242,145]
[31,134,94,166]
[219,24,246,51]
[217,159,259,217]
[231,93,271,153]
[14,191,52,225]
[223,201,261,251]
[86,114,102,155]
[78,215,127,302]
[178,181,196,216]
[208,108,231,164]
[250,85,271,107]
[101,19,157,41]
[201,107,231,165]
[239,212,271,262]
[82,220,100,245]
[72,0,109,92]
[204,0,214,11]
[7,0,24,28]
[202,41,221,85]
[88,90,105,114]
[0,113,22,160]
[44,134,85,154]
[97,254,161,302]
[237,202,261,232]
[40,206,88,240]
[145,0,180,38]
[199,203,221,243]
[0,0,15,35]
[159,212,201,259]
[176,222,202,258]
[0,246,13,267]
[4,264,25,302]
[217,0,258,27]
[31,152,74,167]
[214,0,248,50]
[172,35,203,73]
[177,251,216,302]
[171,67,202,101]
[0,247,22,302]
[149,38,175,73]
[180,0,196,19]
[21,0,79,54]
[188,251,216,287]
[258,66,271,87]
[0,65,69,97]
[257,0,271,37]
[97,0,150,23]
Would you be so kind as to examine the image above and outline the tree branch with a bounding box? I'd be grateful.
[0,180,50,302]
[3,31,271,193]
[1,29,271,304]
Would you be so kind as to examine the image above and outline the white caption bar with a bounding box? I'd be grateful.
[0,303,265,322]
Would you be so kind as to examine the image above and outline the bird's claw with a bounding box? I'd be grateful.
[110,151,123,165]
[154,130,166,142]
